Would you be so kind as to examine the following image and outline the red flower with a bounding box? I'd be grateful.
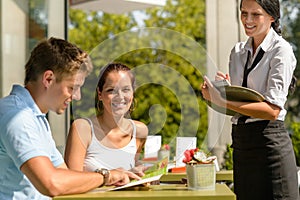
[182,148,199,163]
[182,148,217,165]
[161,144,170,150]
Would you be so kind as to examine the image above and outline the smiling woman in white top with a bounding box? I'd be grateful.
[65,62,148,177]
[201,0,298,199]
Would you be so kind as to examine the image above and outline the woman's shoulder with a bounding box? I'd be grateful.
[70,118,94,138]
[265,29,293,52]
[266,36,295,61]
[72,117,92,127]
[132,120,148,139]
[273,36,293,51]
[228,39,249,58]
[232,41,247,52]
[69,118,94,148]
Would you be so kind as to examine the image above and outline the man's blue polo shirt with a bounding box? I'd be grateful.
[0,85,64,199]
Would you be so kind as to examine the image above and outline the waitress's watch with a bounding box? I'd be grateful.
[95,168,110,187]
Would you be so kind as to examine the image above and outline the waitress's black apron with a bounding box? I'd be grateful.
[232,120,299,200]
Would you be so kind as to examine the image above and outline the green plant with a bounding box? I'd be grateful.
[222,144,233,170]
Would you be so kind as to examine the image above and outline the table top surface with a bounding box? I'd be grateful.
[53,183,235,200]
[160,170,233,183]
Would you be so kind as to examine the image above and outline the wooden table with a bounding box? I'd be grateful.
[53,183,236,200]
[160,170,233,183]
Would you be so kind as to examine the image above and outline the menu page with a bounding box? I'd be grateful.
[97,157,168,192]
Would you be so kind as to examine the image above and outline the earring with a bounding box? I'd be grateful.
[97,100,103,112]
[129,99,137,112]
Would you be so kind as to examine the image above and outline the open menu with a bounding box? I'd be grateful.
[96,157,168,192]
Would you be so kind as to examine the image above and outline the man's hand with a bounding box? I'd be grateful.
[107,168,141,186]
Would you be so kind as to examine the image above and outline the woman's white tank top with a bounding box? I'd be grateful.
[83,118,137,171]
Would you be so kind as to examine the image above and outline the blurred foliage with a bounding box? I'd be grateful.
[69,0,300,164]
[281,0,300,122]
[222,144,233,170]
[144,0,206,44]
[291,123,300,166]
[281,0,300,167]
[68,0,209,156]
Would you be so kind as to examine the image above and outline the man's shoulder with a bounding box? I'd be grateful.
[0,85,36,116]
[0,97,35,131]
[0,85,26,107]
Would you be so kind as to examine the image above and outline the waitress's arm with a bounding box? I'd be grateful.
[201,76,281,120]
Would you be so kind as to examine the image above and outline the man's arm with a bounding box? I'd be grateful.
[21,156,140,197]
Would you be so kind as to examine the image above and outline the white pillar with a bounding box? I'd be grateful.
[47,0,68,155]
[0,0,27,97]
[205,0,246,167]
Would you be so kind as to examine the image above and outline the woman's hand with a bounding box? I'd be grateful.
[130,164,149,177]
[215,71,230,82]
[201,76,226,107]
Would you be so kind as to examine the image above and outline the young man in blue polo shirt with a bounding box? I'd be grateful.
[0,37,139,199]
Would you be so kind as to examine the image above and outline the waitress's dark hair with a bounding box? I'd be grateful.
[240,0,281,35]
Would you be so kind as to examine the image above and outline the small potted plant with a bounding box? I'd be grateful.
[183,148,216,164]
[183,148,216,190]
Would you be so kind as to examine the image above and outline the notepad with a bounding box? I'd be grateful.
[204,76,265,116]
